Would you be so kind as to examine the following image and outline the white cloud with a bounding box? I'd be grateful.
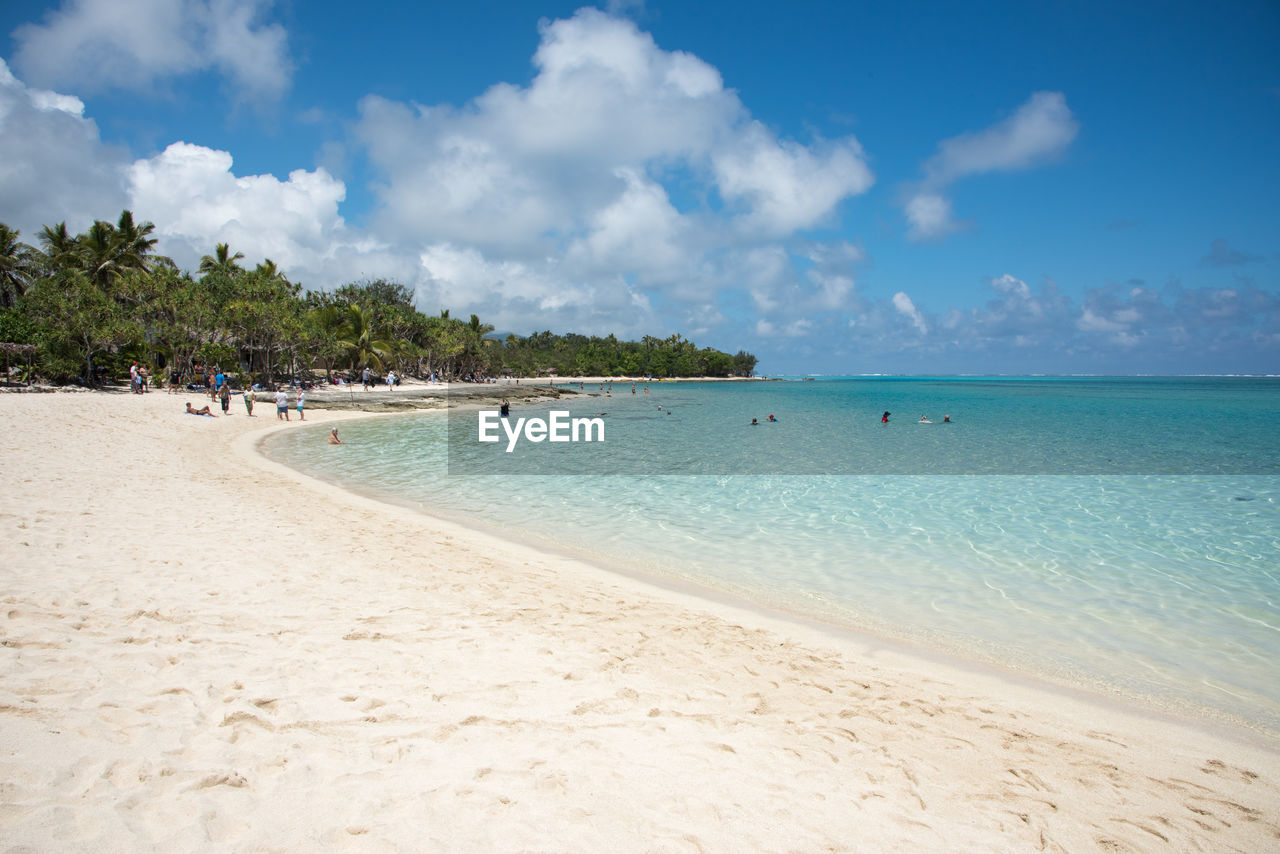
[0,58,130,236]
[923,92,1078,183]
[356,8,872,255]
[127,141,349,274]
[711,124,872,234]
[566,167,688,277]
[904,193,959,241]
[892,291,928,334]
[339,7,877,338]
[991,273,1031,299]
[10,0,292,103]
[905,91,1078,241]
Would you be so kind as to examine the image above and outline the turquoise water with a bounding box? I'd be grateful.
[264,378,1280,733]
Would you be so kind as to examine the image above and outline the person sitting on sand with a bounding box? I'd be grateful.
[327,428,343,444]
[185,402,215,417]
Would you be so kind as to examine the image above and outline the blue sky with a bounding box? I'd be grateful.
[1,0,1277,374]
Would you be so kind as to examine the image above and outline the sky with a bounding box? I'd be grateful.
[1,0,1277,375]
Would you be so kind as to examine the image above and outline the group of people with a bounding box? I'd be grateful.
[273,388,306,421]
[128,362,149,394]
[879,411,951,424]
[184,384,303,419]
[357,367,405,390]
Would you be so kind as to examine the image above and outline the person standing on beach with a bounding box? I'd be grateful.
[275,388,290,421]
[243,388,254,416]
[219,383,231,415]
[362,367,371,390]
[296,389,306,421]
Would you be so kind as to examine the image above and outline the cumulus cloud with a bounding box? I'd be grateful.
[356,8,872,257]
[904,193,959,241]
[711,124,873,234]
[127,141,350,274]
[0,59,130,235]
[10,0,292,103]
[904,91,1078,241]
[892,291,928,334]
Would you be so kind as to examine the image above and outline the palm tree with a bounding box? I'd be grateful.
[255,258,285,282]
[37,222,79,274]
[334,303,394,371]
[79,220,123,287]
[113,209,162,268]
[468,313,494,339]
[75,210,162,288]
[199,243,245,278]
[0,224,37,309]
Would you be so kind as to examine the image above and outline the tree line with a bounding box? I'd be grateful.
[0,211,757,386]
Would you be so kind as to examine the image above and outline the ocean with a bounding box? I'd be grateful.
[263,377,1280,733]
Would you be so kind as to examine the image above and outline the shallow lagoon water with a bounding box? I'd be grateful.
[265,377,1280,733]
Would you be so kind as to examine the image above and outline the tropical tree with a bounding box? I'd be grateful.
[0,224,37,309]
[305,305,348,381]
[223,267,303,383]
[22,270,138,385]
[36,221,79,274]
[199,242,245,278]
[77,210,162,288]
[333,303,394,372]
[254,258,285,282]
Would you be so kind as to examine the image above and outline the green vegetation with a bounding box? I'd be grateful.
[0,211,756,386]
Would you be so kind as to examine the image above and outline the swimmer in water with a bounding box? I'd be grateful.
[943,414,951,423]
[751,418,758,425]
[882,411,890,423]
[767,414,776,422]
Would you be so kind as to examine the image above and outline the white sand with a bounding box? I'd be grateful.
[1,390,1276,852]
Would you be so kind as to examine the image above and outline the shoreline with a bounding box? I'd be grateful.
[260,409,1280,748]
[2,391,1277,850]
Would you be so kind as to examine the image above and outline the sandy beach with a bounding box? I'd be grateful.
[1,390,1276,852]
